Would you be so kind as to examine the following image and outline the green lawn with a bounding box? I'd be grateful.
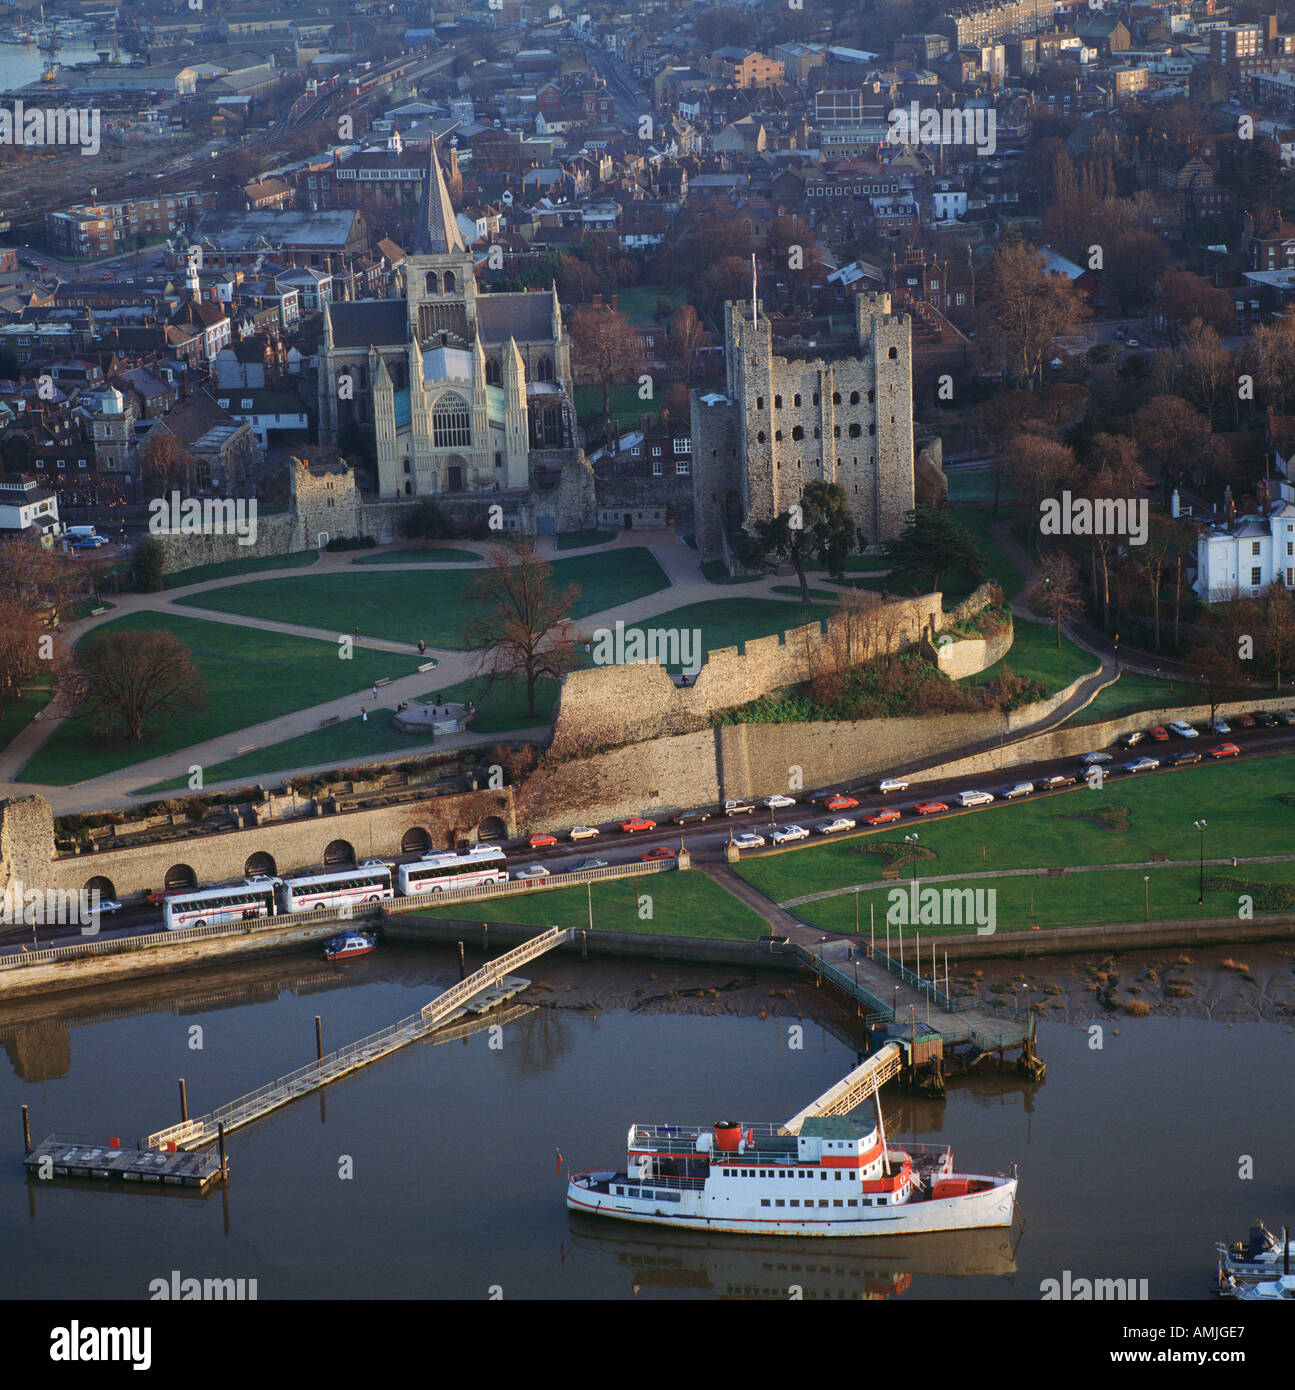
[175,548,673,648]
[18,613,424,786]
[1076,671,1210,723]
[949,506,1025,602]
[409,869,767,938]
[735,750,1295,906]
[615,282,686,325]
[967,618,1095,696]
[352,547,484,565]
[420,675,561,733]
[0,674,55,755]
[574,383,652,433]
[946,465,1020,507]
[793,861,1295,938]
[637,598,840,669]
[162,550,319,589]
[555,529,618,551]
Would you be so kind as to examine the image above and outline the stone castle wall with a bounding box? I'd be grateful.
[0,796,57,894]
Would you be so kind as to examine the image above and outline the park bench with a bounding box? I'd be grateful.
[882,868,900,881]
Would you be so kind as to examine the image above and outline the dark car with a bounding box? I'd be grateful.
[1038,773,1077,789]
[1255,711,1279,727]
[672,809,711,826]
[1276,710,1295,726]
[1173,751,1202,765]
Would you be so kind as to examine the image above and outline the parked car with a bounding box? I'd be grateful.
[1234,712,1256,729]
[640,846,676,862]
[619,817,656,833]
[1255,711,1279,728]
[1121,730,1145,748]
[528,832,557,849]
[1037,774,1076,789]
[513,865,550,880]
[1172,751,1201,766]
[1080,751,1113,765]
[1124,757,1160,774]
[816,817,857,834]
[1210,743,1241,758]
[1209,719,1231,735]
[764,794,797,809]
[723,799,756,816]
[825,794,859,811]
[568,826,600,841]
[732,831,766,850]
[1276,710,1295,726]
[572,859,608,872]
[771,824,810,844]
[877,778,909,793]
[1002,782,1034,799]
[91,898,123,916]
[913,800,949,815]
[1148,726,1169,742]
[672,809,711,826]
[864,808,902,826]
[1168,721,1198,739]
[957,790,994,807]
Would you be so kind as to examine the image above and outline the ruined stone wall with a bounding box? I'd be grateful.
[0,796,56,895]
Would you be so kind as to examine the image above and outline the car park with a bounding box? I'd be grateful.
[620,817,656,833]
[1080,752,1112,765]
[640,846,676,862]
[568,826,599,840]
[957,790,994,807]
[1121,731,1145,748]
[878,778,909,793]
[1172,751,1201,766]
[816,817,856,834]
[825,794,859,811]
[1210,743,1240,758]
[863,808,902,826]
[1148,726,1169,742]
[723,799,756,816]
[771,825,810,844]
[1002,783,1034,799]
[572,858,608,871]
[732,831,766,850]
[764,794,797,809]
[1124,757,1160,774]
[913,800,949,815]
[672,810,711,826]
[513,865,550,880]
[1168,721,1198,739]
[1210,719,1231,734]
[528,832,557,849]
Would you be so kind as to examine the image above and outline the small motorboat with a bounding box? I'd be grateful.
[322,931,377,961]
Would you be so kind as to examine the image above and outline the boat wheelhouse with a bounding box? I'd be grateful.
[568,1114,1016,1238]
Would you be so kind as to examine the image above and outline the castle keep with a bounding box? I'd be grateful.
[690,292,916,563]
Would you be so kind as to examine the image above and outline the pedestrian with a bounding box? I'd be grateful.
[436,691,443,704]
[354,625,359,641]
[418,639,426,655]
[361,705,368,722]
[372,684,378,701]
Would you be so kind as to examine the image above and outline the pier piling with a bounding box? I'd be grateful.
[457,941,465,979]
[179,1078,188,1123]
[217,1121,227,1178]
[21,1104,30,1156]
[315,1016,323,1063]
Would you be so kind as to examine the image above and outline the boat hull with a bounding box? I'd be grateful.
[567,1173,1016,1237]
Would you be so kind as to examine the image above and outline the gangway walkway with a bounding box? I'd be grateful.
[147,927,572,1151]
[780,1044,903,1135]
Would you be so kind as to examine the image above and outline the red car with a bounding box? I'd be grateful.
[913,801,948,815]
[825,794,859,811]
[145,889,169,906]
[1234,713,1256,728]
[620,816,657,833]
[1210,743,1240,758]
[640,846,676,862]
[864,808,902,826]
[1148,726,1169,742]
[528,832,557,849]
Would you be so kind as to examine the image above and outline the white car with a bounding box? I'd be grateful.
[878,778,909,793]
[568,825,600,840]
[513,865,550,881]
[1002,783,1034,799]
[359,858,388,869]
[957,790,994,807]
[732,831,766,850]
[1168,721,1198,739]
[816,817,857,834]
[1209,719,1231,735]
[1124,757,1160,774]
[764,794,797,809]
[771,824,810,844]
[1080,751,1113,765]
[90,898,123,916]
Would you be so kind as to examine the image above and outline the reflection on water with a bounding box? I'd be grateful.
[566,1213,1019,1299]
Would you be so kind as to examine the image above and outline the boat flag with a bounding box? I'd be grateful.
[556,1149,563,1175]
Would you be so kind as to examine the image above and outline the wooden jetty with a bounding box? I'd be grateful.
[24,1135,223,1191]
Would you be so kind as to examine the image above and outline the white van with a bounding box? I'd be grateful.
[957,790,995,807]
[65,525,99,540]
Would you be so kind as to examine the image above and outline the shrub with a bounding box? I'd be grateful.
[1124,999,1151,1016]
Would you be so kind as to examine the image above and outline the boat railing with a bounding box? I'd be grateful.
[631,1174,706,1191]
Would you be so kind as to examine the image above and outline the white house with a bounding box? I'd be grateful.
[0,473,60,542]
[1194,497,1295,600]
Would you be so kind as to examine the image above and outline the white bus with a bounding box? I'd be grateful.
[164,882,277,930]
[280,865,393,913]
[397,846,508,896]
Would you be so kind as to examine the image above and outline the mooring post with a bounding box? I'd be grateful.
[179,1078,188,1122]
[217,1121,227,1178]
[315,1016,323,1063]
[482,922,489,955]
[457,941,465,979]
[21,1104,31,1156]
[580,929,588,960]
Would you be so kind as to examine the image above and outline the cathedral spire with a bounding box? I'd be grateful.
[412,138,466,256]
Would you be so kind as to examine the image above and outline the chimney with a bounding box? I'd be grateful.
[1267,14,1278,49]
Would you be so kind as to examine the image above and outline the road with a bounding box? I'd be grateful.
[8,709,1292,957]
[583,44,651,130]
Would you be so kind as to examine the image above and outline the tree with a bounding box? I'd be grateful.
[740,481,857,603]
[0,597,43,713]
[1130,395,1211,501]
[1256,582,1295,690]
[568,304,644,444]
[463,539,581,718]
[978,239,1087,388]
[1176,319,1235,426]
[1084,438,1151,631]
[1155,270,1234,342]
[1184,642,1244,724]
[1005,430,1078,519]
[79,628,205,743]
[133,536,166,593]
[1103,228,1170,312]
[976,390,1044,514]
[882,505,985,596]
[1248,316,1295,412]
[1028,550,1084,648]
[669,304,709,384]
[401,498,455,544]
[139,431,195,496]
[0,539,86,623]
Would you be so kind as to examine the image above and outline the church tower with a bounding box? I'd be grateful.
[406,139,475,348]
[503,335,529,485]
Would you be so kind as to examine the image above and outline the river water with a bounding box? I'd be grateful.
[1,947,1291,1301]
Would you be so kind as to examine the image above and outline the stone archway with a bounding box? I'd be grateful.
[84,874,115,901]
[478,816,507,842]
[164,864,197,892]
[244,851,277,878]
[401,827,431,855]
[324,839,355,867]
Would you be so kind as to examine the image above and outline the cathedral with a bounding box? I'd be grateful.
[318,141,576,497]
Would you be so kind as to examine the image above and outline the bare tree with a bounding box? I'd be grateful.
[977,239,1088,388]
[1028,550,1084,648]
[463,539,581,718]
[669,303,709,384]
[568,304,645,444]
[0,597,43,712]
[0,540,87,624]
[139,431,196,496]
[79,628,206,743]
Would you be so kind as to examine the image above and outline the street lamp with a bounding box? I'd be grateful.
[1143,874,1150,922]
[905,832,919,885]
[1194,819,1207,905]
[1114,632,1120,672]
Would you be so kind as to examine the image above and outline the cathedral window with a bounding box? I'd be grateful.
[425,272,440,294]
[495,452,503,469]
[403,458,411,474]
[813,427,820,439]
[486,358,502,386]
[537,356,554,382]
[444,271,457,293]
[869,423,876,436]
[432,392,472,448]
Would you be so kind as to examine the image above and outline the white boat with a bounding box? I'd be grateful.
[567,1114,1017,1237]
[1236,1274,1295,1301]
[1217,1222,1293,1291]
